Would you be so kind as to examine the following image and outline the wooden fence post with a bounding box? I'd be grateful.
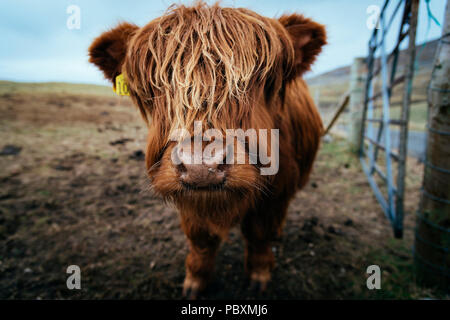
[415,0,450,291]
[348,57,366,152]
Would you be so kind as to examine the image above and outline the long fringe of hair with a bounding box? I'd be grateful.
[124,1,294,137]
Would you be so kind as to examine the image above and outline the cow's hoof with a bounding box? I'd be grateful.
[249,269,271,293]
[182,275,205,300]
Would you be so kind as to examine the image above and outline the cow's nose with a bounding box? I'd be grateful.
[175,145,229,189]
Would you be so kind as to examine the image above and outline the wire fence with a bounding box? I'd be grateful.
[414,27,450,287]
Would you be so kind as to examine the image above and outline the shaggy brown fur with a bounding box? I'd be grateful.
[89,1,326,298]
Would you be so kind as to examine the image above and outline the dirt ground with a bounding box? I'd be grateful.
[0,84,446,299]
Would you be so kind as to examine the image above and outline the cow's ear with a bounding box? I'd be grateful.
[88,22,138,83]
[279,14,326,77]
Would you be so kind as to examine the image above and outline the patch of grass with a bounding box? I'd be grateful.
[0,80,114,97]
[356,238,446,299]
[38,190,50,197]
[364,240,416,299]
[319,138,357,169]
[389,102,427,132]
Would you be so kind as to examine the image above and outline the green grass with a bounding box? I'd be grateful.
[358,238,449,299]
[390,102,427,132]
[319,138,357,168]
[363,239,418,299]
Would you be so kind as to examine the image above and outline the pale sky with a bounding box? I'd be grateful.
[0,0,446,85]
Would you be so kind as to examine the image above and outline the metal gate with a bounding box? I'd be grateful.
[359,0,419,238]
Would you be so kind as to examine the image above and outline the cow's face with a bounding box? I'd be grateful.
[89,3,326,207]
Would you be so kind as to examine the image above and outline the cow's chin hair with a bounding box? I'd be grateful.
[149,154,265,220]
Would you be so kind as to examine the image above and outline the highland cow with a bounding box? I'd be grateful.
[89,2,326,298]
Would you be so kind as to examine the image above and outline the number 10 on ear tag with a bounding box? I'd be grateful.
[114,73,130,96]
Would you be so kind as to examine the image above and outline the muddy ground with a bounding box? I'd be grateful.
[0,85,445,299]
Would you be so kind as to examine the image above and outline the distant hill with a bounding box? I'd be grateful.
[306,65,351,87]
[306,38,439,133]
[0,80,114,97]
[306,39,438,88]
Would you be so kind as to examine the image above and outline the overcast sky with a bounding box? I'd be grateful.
[0,0,445,85]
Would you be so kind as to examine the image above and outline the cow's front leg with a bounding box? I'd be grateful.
[182,225,222,299]
[242,235,274,292]
[241,200,289,292]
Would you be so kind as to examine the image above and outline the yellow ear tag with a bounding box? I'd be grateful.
[114,73,130,96]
